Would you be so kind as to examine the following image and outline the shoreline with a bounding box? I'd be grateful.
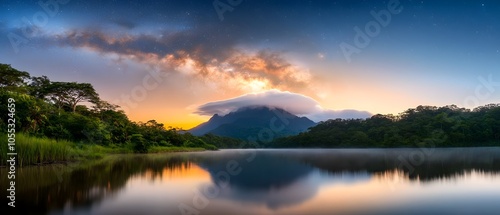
[3,145,499,168]
[0,147,209,168]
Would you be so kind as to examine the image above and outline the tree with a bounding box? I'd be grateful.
[25,103,49,134]
[44,82,100,112]
[92,99,120,113]
[99,109,132,144]
[0,64,30,92]
[29,75,51,99]
[131,134,149,153]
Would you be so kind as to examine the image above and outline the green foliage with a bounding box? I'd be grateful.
[158,140,173,147]
[131,134,149,153]
[203,144,218,150]
[0,64,218,157]
[29,75,51,99]
[182,135,218,151]
[44,124,72,140]
[148,146,206,153]
[0,64,30,92]
[42,81,100,112]
[0,91,51,134]
[199,133,241,148]
[271,105,500,148]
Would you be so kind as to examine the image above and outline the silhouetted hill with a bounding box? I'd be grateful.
[189,106,316,139]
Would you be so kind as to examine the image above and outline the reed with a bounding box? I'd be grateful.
[0,133,208,167]
[0,133,73,166]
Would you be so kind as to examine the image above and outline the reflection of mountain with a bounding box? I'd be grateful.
[192,150,374,209]
[189,106,316,139]
[195,152,312,190]
[193,151,316,209]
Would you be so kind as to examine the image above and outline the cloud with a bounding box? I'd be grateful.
[2,0,319,94]
[112,19,137,29]
[32,28,312,93]
[195,90,372,122]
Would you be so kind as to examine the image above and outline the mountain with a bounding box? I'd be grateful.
[189,106,316,139]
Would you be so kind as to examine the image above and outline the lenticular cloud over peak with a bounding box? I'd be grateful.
[194,90,319,116]
[194,90,372,122]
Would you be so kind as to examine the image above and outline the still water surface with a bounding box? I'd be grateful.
[2,148,500,215]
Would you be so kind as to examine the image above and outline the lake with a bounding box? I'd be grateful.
[2,148,500,215]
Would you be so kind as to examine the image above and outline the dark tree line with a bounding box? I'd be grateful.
[0,63,217,152]
[270,104,500,148]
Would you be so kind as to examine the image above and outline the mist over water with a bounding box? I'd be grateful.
[2,148,500,215]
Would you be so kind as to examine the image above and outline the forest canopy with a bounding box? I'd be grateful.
[270,104,500,148]
[0,63,218,152]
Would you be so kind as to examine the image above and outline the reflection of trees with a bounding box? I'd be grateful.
[192,148,500,192]
[2,149,500,215]
[288,148,500,182]
[0,154,190,215]
[374,168,500,185]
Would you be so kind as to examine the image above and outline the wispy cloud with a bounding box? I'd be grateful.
[37,28,312,92]
[111,19,137,29]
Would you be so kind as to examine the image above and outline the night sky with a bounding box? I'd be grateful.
[1,0,499,128]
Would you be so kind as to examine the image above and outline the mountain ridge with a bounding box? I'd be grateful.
[189,106,316,139]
